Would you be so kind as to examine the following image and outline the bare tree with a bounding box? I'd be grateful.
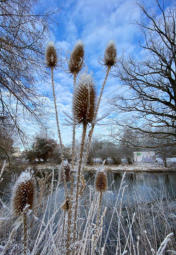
[0,0,49,132]
[113,1,176,143]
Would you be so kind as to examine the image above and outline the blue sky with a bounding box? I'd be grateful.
[17,0,175,149]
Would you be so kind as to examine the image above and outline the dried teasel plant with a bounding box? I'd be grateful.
[73,73,96,242]
[45,43,68,195]
[73,73,96,125]
[61,199,70,211]
[83,41,117,166]
[93,170,108,252]
[46,42,57,68]
[67,42,84,255]
[63,160,71,182]
[69,40,84,76]
[104,40,117,67]
[95,171,107,193]
[12,171,35,216]
[12,171,35,255]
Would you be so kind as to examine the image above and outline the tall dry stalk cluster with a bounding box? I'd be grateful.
[45,40,116,254]
[7,41,116,255]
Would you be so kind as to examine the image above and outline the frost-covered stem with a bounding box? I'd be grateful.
[71,72,77,170]
[92,191,103,254]
[73,122,87,242]
[96,191,103,230]
[51,67,64,160]
[62,211,66,240]
[156,232,173,255]
[66,72,77,255]
[51,67,68,196]
[0,160,6,183]
[23,212,27,255]
[84,66,111,163]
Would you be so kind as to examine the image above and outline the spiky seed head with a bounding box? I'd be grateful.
[63,163,71,182]
[61,199,70,211]
[12,171,35,216]
[69,41,84,74]
[46,42,57,68]
[95,171,107,192]
[104,41,117,67]
[73,73,96,124]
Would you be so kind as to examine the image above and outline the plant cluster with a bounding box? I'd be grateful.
[0,37,175,255]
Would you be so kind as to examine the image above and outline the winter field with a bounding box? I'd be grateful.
[0,162,176,255]
[1,1,176,254]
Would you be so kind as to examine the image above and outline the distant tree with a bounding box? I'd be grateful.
[0,126,13,162]
[0,0,49,131]
[113,1,176,143]
[87,139,103,164]
[88,139,121,165]
[111,127,142,164]
[26,136,72,163]
[26,137,58,163]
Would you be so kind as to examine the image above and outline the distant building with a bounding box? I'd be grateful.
[134,151,156,163]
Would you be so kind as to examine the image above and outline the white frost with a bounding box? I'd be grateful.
[14,170,32,187]
[73,40,83,51]
[79,73,93,87]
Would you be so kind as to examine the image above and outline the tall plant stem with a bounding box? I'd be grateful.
[51,67,68,196]
[66,72,77,255]
[71,72,77,170]
[23,212,27,255]
[96,192,103,230]
[84,66,111,164]
[92,192,103,255]
[73,122,87,243]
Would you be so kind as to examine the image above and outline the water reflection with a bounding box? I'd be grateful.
[86,172,176,206]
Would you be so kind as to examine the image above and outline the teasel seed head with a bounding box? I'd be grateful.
[61,199,70,211]
[104,41,117,67]
[73,73,96,124]
[12,171,35,216]
[63,160,71,182]
[69,40,84,74]
[95,171,107,193]
[46,42,57,68]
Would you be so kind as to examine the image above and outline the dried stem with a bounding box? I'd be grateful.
[84,66,111,163]
[92,192,103,255]
[23,212,27,255]
[51,67,68,196]
[66,72,77,255]
[96,192,103,234]
[73,122,87,243]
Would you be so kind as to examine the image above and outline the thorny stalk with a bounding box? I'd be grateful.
[73,122,87,243]
[23,212,27,255]
[66,72,77,255]
[84,66,111,164]
[51,67,68,197]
